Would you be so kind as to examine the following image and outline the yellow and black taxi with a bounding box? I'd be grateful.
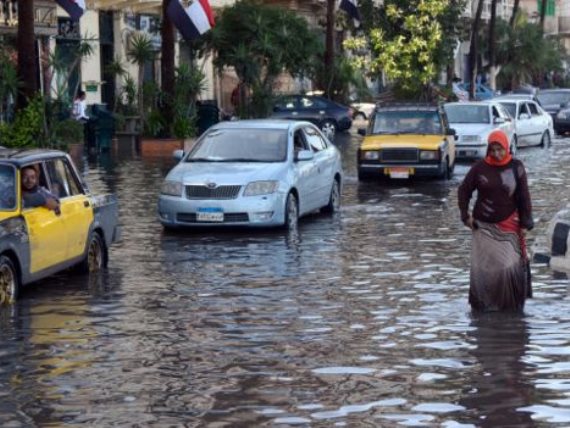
[0,148,120,304]
[357,103,457,180]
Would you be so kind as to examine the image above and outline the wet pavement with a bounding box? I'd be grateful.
[1,127,570,426]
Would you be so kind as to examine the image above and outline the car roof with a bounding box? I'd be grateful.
[494,95,534,101]
[538,89,570,93]
[0,148,69,166]
[375,102,441,112]
[445,101,490,107]
[209,119,312,131]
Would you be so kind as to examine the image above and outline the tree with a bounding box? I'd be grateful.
[126,33,156,118]
[324,0,335,98]
[539,0,547,32]
[209,1,321,117]
[17,0,37,109]
[510,0,521,28]
[468,0,485,100]
[488,0,499,90]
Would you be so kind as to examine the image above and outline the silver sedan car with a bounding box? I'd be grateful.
[158,120,343,229]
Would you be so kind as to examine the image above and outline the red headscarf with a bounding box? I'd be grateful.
[484,129,512,166]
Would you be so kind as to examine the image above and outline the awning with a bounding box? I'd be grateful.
[88,0,163,14]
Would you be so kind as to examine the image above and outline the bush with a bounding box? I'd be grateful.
[52,119,84,147]
[0,97,44,148]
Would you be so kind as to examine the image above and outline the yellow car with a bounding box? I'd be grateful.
[357,103,457,180]
[0,149,120,304]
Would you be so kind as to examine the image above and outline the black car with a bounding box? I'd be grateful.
[271,95,352,138]
[536,89,570,134]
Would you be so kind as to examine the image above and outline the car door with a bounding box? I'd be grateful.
[516,103,534,146]
[44,158,93,261]
[272,96,300,120]
[20,162,67,274]
[292,128,320,214]
[527,101,547,145]
[298,96,329,126]
[302,125,335,206]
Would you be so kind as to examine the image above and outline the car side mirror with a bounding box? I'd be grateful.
[519,113,530,120]
[493,117,505,124]
[560,102,568,109]
[295,150,314,162]
[446,128,456,136]
[173,149,184,161]
[357,128,366,136]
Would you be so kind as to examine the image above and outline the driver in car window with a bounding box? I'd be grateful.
[21,165,60,213]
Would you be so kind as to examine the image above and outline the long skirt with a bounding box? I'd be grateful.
[470,212,531,312]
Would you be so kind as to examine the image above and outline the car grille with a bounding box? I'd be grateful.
[185,185,241,199]
[176,213,250,223]
[381,148,419,163]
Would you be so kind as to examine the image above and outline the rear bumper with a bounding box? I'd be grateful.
[553,117,570,133]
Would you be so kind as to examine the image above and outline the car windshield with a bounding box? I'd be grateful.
[445,105,490,124]
[498,102,517,118]
[537,92,570,106]
[187,128,288,162]
[371,110,443,134]
[0,164,16,210]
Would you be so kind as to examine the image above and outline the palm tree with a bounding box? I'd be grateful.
[510,0,521,27]
[126,33,156,118]
[539,0,547,32]
[17,0,37,109]
[488,0,499,90]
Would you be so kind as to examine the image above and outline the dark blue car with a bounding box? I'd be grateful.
[271,95,352,138]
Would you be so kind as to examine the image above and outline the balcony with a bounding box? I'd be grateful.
[0,0,57,36]
[559,16,570,34]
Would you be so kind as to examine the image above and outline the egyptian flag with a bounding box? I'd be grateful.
[339,0,361,25]
[167,0,215,42]
[56,0,86,21]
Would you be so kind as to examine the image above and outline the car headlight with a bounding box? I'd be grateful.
[361,151,380,160]
[419,150,440,160]
[243,180,279,196]
[161,180,183,196]
[557,111,568,119]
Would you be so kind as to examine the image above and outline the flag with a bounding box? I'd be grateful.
[55,0,86,21]
[339,0,361,25]
[167,0,215,42]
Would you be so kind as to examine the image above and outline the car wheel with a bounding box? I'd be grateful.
[540,131,551,148]
[80,232,107,273]
[354,112,366,121]
[321,120,337,139]
[283,193,299,231]
[358,168,373,181]
[0,255,19,305]
[322,179,341,213]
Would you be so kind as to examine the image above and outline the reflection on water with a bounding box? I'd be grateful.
[0,135,569,425]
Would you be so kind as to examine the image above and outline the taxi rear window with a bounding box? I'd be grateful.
[0,164,16,210]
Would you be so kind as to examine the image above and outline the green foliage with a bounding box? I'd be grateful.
[127,33,156,118]
[210,1,322,117]
[0,47,18,123]
[345,0,466,97]
[0,96,44,148]
[51,119,84,146]
[143,109,165,138]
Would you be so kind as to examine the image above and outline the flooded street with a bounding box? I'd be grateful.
[2,129,570,427]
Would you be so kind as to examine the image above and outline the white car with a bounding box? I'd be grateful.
[351,102,376,120]
[157,120,343,230]
[444,101,517,160]
[495,97,553,147]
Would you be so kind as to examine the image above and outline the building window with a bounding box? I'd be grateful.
[537,0,556,17]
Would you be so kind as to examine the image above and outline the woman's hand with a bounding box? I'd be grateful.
[466,215,477,230]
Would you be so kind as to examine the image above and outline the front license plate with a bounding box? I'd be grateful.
[460,150,478,157]
[197,208,224,222]
[388,167,410,179]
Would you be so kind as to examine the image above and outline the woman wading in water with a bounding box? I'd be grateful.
[458,130,533,311]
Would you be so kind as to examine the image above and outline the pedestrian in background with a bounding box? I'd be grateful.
[458,130,533,312]
[72,90,89,123]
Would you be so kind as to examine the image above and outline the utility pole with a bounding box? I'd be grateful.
[161,0,175,122]
[324,0,335,98]
[488,0,498,90]
[17,0,38,109]
[468,0,484,100]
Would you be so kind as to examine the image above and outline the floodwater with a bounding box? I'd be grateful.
[1,129,570,427]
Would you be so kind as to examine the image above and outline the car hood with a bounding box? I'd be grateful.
[0,212,17,222]
[361,134,447,150]
[167,161,286,184]
[449,123,494,135]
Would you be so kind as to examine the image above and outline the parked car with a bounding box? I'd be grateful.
[444,101,516,160]
[357,103,456,180]
[271,95,352,139]
[537,89,570,134]
[494,93,541,106]
[351,102,376,120]
[158,120,343,230]
[457,82,496,101]
[495,97,553,147]
[0,149,120,303]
